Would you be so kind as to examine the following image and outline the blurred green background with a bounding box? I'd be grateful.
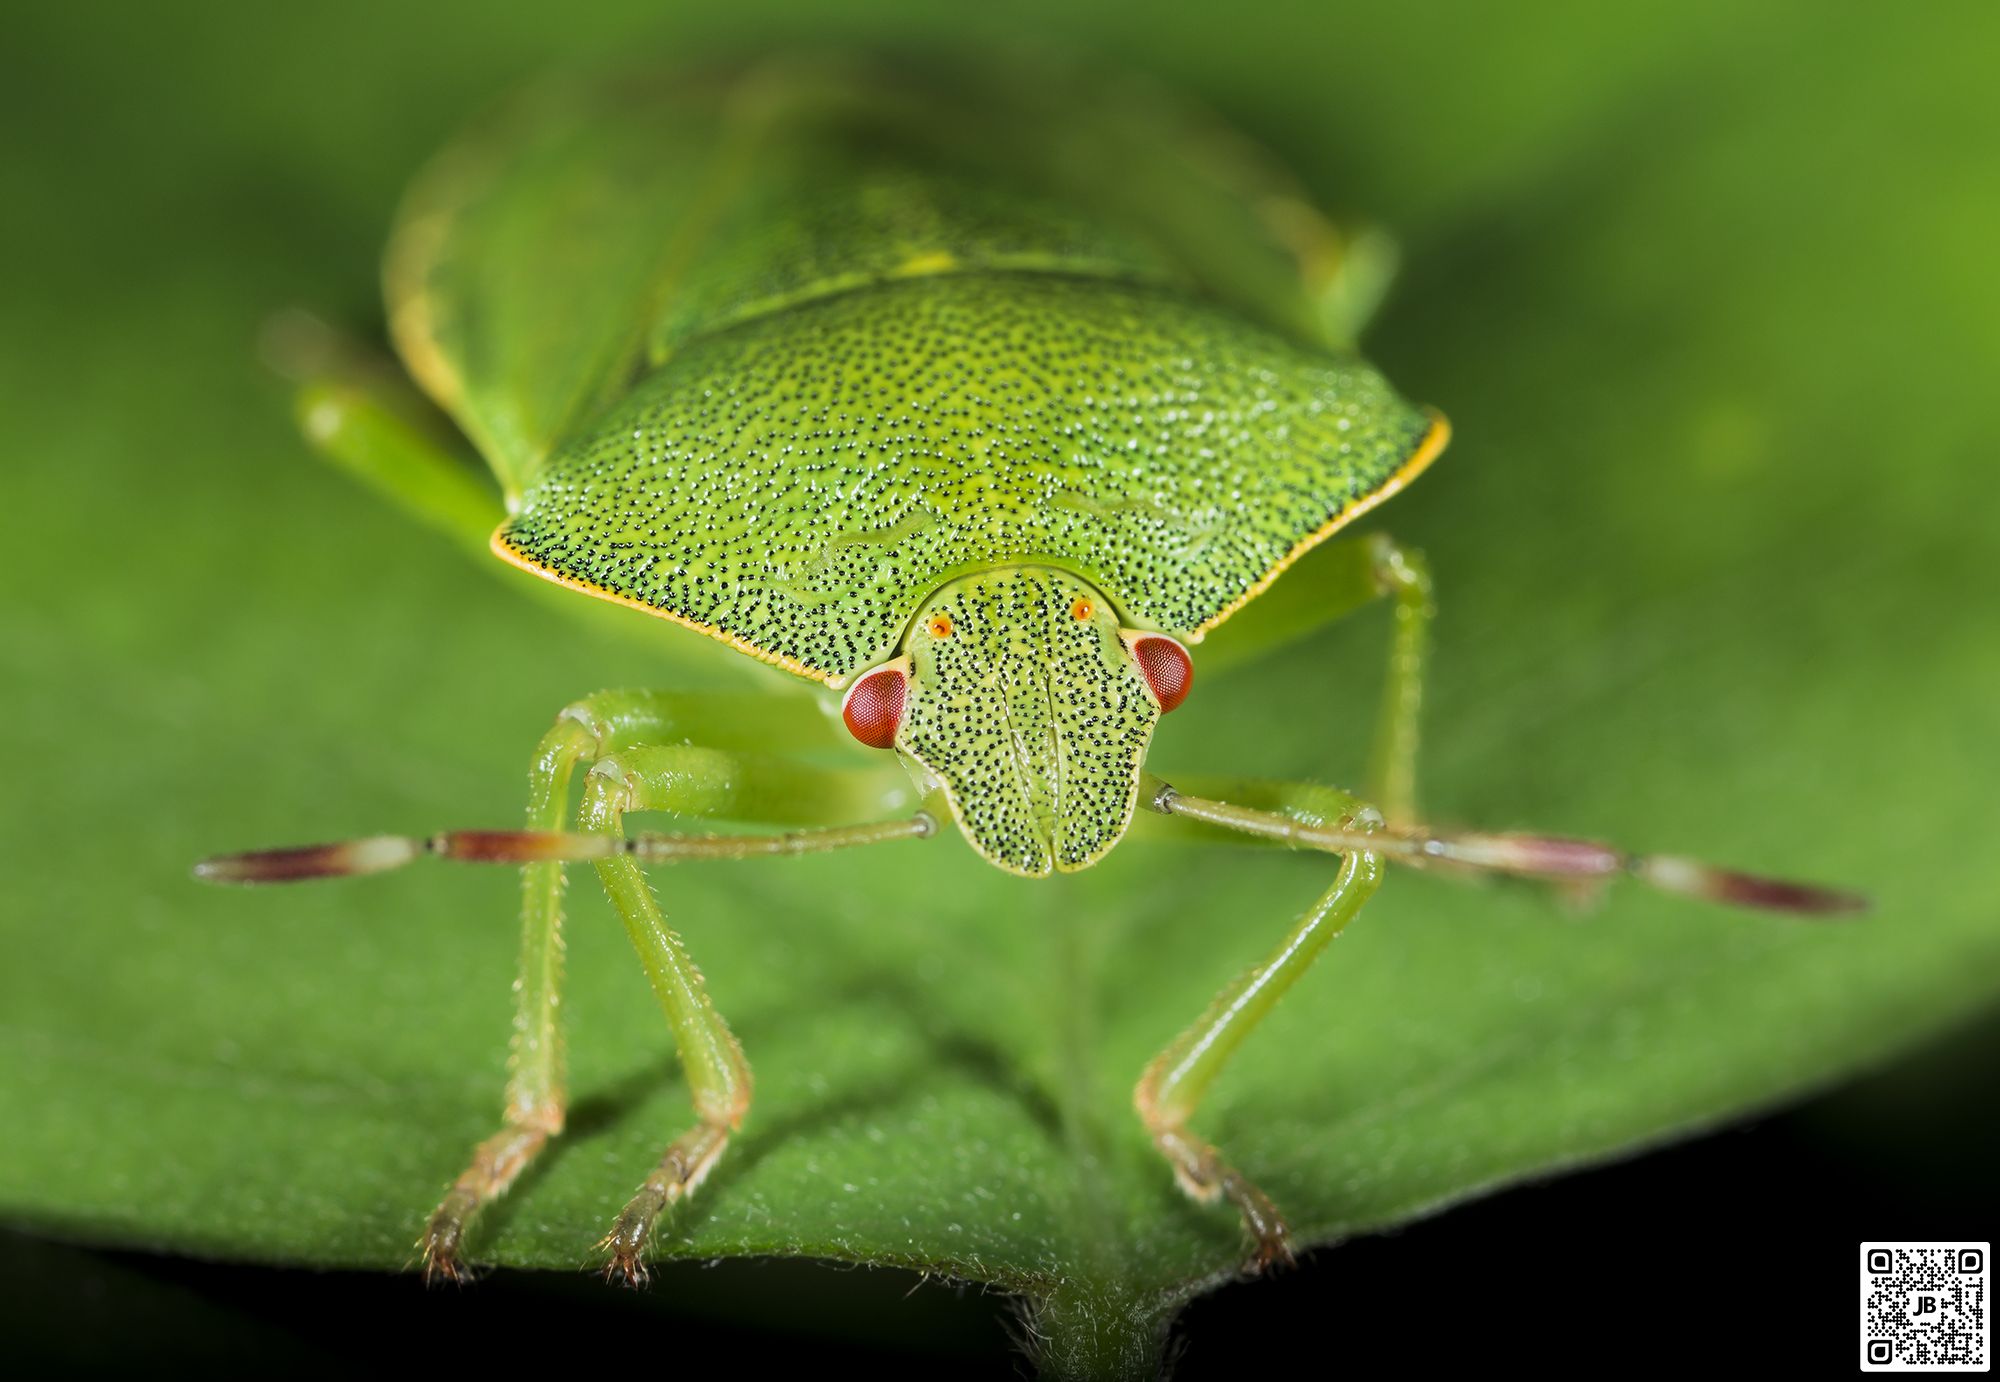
[4,1,1995,1375]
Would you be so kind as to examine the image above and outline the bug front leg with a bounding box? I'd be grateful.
[1133,783,1384,1268]
[206,755,926,1285]
[422,691,851,1283]
[568,744,928,1283]
[577,750,750,1288]
[1131,773,1861,1266]
[198,689,891,1283]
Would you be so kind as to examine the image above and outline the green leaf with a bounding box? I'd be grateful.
[5,3,1995,1376]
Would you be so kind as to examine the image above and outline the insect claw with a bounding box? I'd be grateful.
[599,1239,651,1289]
[419,1240,472,1287]
[1244,1221,1295,1275]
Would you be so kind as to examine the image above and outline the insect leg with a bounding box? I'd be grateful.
[1131,770,1861,1264]
[568,743,929,1284]
[418,695,735,1280]
[1362,536,1432,824]
[262,310,505,558]
[1155,88,1397,347]
[1308,224,1400,348]
[1194,534,1433,821]
[193,689,847,1283]
[468,693,877,1284]
[1132,781,1383,1268]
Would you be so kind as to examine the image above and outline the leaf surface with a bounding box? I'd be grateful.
[3,3,1995,1374]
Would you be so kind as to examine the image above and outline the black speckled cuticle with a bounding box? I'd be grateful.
[498,272,1432,681]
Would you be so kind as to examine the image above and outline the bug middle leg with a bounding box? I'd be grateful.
[1196,533,1433,822]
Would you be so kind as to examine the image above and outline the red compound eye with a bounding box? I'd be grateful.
[1130,634,1193,713]
[841,663,908,749]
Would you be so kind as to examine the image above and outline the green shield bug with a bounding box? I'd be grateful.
[198,52,1864,1285]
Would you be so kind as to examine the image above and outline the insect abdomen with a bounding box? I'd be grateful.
[393,53,1341,492]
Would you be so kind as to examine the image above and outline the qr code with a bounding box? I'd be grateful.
[1863,1242,1989,1371]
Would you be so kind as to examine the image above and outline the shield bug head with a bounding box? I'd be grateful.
[839,565,1188,877]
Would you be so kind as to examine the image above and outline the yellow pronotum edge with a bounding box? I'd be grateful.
[489,530,843,685]
[1188,407,1451,643]
[489,408,1451,684]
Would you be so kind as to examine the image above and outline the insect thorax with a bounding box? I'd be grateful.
[452,61,1438,683]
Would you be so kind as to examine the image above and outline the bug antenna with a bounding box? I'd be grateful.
[1382,828,1868,917]
[1629,853,1868,916]
[192,830,627,884]
[193,834,431,884]
[1147,787,1866,918]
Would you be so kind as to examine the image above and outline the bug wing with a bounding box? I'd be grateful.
[385,69,741,500]
[386,53,1365,502]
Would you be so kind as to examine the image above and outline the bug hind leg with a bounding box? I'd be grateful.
[416,693,683,1283]
[261,309,505,558]
[1310,224,1400,349]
